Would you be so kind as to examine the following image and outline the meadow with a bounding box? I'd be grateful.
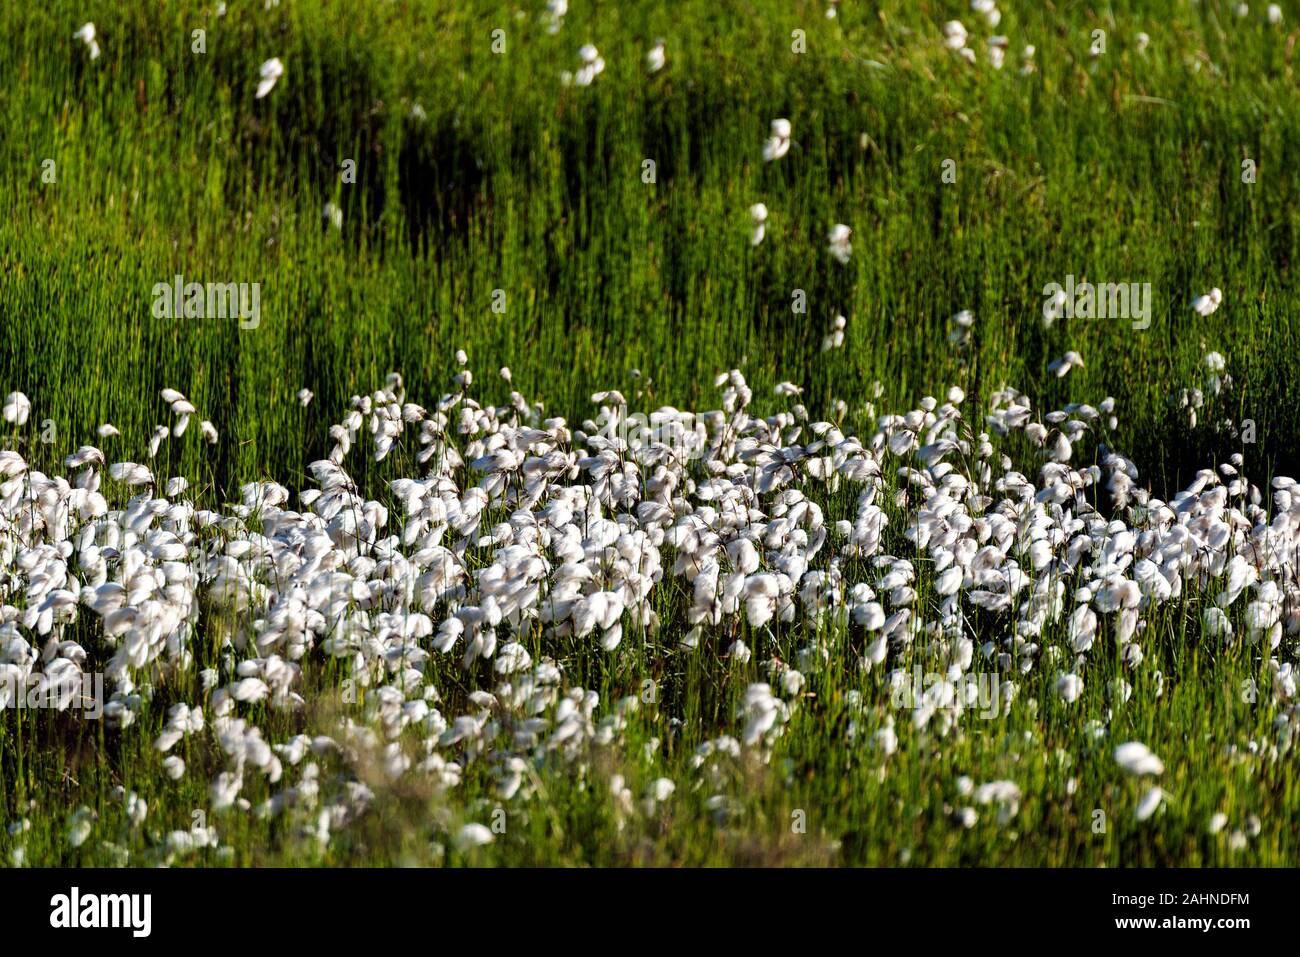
[1,0,1299,866]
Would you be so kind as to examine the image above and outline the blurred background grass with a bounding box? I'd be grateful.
[2,0,1298,492]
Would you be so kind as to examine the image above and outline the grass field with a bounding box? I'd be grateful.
[1,0,1300,866]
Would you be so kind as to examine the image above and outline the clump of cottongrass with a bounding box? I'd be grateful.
[987,36,1008,70]
[1191,287,1223,316]
[971,0,1001,28]
[75,23,100,60]
[2,391,30,426]
[942,21,976,64]
[1115,741,1165,776]
[642,777,676,814]
[1135,786,1165,822]
[821,314,846,352]
[147,424,168,457]
[1203,350,1228,395]
[827,223,852,263]
[763,119,792,161]
[739,683,785,746]
[1055,673,1083,703]
[749,203,768,245]
[162,387,197,437]
[561,44,605,87]
[544,0,567,34]
[973,780,1021,824]
[1048,351,1084,378]
[948,309,974,348]
[453,823,494,852]
[256,57,284,99]
[646,39,666,74]
[108,461,153,486]
[1,348,1295,861]
[66,807,95,848]
[943,20,968,50]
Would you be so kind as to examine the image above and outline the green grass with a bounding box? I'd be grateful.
[1,0,1299,866]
